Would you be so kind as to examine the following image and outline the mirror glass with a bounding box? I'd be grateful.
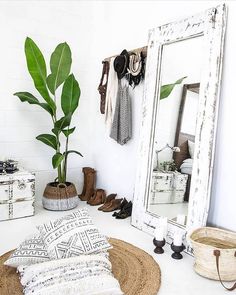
[147,36,204,226]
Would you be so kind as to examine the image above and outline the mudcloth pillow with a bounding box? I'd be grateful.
[37,208,112,259]
[4,234,49,268]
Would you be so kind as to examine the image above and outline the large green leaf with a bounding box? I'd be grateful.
[52,153,65,169]
[36,134,57,150]
[14,92,53,116]
[63,150,83,181]
[62,127,75,137]
[61,74,80,115]
[52,127,60,136]
[47,42,72,95]
[24,37,56,113]
[54,113,72,131]
[64,150,83,158]
[160,76,187,100]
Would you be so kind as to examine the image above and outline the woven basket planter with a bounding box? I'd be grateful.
[42,182,78,211]
[190,227,236,282]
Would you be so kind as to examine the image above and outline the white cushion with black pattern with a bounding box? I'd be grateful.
[4,234,49,268]
[37,208,112,259]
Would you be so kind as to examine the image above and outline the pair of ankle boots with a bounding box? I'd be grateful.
[98,194,123,212]
[88,189,106,206]
[112,199,133,219]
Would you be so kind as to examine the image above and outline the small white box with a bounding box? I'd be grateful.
[0,169,35,221]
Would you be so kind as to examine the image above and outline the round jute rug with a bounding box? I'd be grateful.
[0,238,161,295]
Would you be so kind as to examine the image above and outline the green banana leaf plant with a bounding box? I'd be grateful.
[14,37,82,184]
[160,76,187,99]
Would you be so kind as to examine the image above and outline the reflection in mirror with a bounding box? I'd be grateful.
[147,36,203,227]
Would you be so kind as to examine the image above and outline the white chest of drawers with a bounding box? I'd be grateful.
[150,170,188,204]
[0,170,35,221]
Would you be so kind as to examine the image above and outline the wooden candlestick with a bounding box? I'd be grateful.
[171,243,185,259]
[153,238,166,254]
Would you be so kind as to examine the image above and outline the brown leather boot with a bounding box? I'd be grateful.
[98,193,117,211]
[79,167,96,201]
[102,198,123,212]
[88,189,106,206]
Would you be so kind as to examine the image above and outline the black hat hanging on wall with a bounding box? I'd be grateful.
[113,49,130,79]
[114,49,145,87]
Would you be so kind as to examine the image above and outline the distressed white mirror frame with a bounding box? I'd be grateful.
[131,4,227,254]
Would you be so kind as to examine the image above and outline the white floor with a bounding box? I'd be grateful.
[0,200,227,295]
[148,202,188,220]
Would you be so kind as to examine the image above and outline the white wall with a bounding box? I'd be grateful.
[0,0,235,232]
[181,91,199,136]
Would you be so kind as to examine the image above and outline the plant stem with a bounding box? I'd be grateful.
[58,165,62,183]
[64,131,69,181]
[56,136,62,183]
[53,95,57,121]
[53,93,63,183]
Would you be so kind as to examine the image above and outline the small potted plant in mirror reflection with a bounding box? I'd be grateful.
[14,37,82,211]
[160,160,177,172]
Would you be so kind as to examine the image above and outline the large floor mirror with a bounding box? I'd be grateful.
[131,5,227,254]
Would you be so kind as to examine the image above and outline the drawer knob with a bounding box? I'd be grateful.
[17,181,26,190]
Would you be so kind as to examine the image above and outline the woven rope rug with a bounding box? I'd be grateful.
[0,238,161,295]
